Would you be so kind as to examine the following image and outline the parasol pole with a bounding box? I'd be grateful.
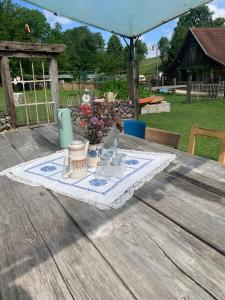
[128,37,139,120]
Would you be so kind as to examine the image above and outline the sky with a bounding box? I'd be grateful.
[13,0,225,58]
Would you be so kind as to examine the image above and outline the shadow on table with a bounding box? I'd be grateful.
[0,284,32,300]
[0,177,140,298]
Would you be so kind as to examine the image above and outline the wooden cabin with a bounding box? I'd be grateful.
[168,28,225,82]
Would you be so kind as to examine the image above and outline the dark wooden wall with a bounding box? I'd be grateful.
[168,31,225,82]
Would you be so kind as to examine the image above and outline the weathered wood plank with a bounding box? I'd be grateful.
[34,125,224,298]
[0,134,23,171]
[2,178,133,300]
[0,56,16,128]
[5,127,55,161]
[1,129,134,300]
[135,172,225,254]
[34,125,59,147]
[0,176,73,299]
[49,58,59,121]
[55,193,222,299]
[0,41,66,54]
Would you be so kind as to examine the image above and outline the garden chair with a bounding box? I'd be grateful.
[188,127,225,164]
[124,120,146,139]
[145,127,181,149]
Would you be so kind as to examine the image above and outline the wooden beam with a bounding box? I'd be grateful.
[0,56,16,128]
[128,38,139,120]
[49,58,59,122]
[0,41,66,54]
[0,52,59,59]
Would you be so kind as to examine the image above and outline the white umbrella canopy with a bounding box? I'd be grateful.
[25,0,211,38]
[25,0,211,119]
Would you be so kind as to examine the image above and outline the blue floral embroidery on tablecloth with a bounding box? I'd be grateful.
[40,165,57,172]
[88,149,97,157]
[89,178,107,187]
[126,159,139,165]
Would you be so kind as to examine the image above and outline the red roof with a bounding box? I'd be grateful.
[191,28,225,66]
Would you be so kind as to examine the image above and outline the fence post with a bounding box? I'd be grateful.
[186,73,192,103]
[0,56,16,128]
[49,57,59,122]
[173,78,176,95]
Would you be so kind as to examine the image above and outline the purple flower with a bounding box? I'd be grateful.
[98,119,104,126]
[91,116,99,125]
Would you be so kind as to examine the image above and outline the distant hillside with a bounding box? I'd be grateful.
[139,57,161,75]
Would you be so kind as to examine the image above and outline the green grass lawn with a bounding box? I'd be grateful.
[140,94,225,161]
[139,57,161,76]
[0,88,81,125]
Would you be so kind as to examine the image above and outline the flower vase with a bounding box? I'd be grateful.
[87,144,103,167]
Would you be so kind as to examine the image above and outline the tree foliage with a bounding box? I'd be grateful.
[0,0,50,42]
[158,37,170,64]
[158,5,225,67]
[105,35,124,74]
[0,0,148,75]
[124,39,148,68]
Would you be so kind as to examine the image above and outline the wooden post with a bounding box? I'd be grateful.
[0,56,16,128]
[186,72,192,103]
[173,78,176,95]
[49,57,59,121]
[128,38,139,120]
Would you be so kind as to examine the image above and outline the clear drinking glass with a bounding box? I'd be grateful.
[115,153,126,173]
[103,125,119,157]
[101,151,113,162]
[110,157,122,178]
[96,160,109,178]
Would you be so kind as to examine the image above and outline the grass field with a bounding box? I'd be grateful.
[140,94,225,161]
[0,88,81,125]
[139,57,161,75]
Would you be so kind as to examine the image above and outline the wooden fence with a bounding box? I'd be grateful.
[190,82,225,102]
[60,95,80,107]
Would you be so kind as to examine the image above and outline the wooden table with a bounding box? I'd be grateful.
[1,124,225,299]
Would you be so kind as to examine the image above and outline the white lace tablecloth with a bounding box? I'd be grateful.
[0,149,175,210]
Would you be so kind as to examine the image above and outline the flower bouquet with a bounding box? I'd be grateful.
[78,101,118,166]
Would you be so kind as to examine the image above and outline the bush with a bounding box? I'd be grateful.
[98,80,151,100]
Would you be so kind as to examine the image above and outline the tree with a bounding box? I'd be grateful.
[162,5,225,65]
[158,37,170,64]
[124,39,148,67]
[135,40,148,63]
[62,26,105,73]
[105,34,124,74]
[107,35,123,55]
[0,0,50,42]
[48,22,63,44]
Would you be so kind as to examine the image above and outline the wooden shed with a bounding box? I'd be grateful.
[168,28,225,82]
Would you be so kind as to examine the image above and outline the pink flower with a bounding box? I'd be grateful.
[91,116,98,125]
[80,104,91,116]
[79,120,87,128]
